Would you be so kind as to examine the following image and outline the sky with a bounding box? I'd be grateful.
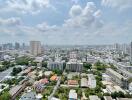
[0,0,132,45]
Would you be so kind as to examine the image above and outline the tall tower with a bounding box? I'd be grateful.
[30,41,42,56]
[15,42,20,50]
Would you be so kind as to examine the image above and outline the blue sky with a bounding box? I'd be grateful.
[0,0,132,45]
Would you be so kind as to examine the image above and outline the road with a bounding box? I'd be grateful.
[0,67,13,82]
[48,76,61,100]
[48,69,65,100]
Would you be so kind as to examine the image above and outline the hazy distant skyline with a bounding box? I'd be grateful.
[0,0,132,45]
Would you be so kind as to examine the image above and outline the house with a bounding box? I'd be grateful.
[88,74,96,88]
[89,95,100,100]
[33,81,45,92]
[51,97,60,100]
[39,78,49,84]
[104,96,113,100]
[19,91,37,100]
[68,80,78,85]
[44,71,52,76]
[81,78,88,87]
[69,89,77,100]
[50,75,58,81]
[9,85,25,100]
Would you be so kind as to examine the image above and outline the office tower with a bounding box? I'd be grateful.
[130,42,132,64]
[30,41,42,56]
[0,51,4,60]
[114,43,120,52]
[22,43,26,50]
[15,42,20,50]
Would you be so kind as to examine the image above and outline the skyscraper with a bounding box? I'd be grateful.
[15,42,20,50]
[30,41,42,56]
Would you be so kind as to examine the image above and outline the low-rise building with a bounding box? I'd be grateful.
[116,98,132,100]
[103,96,113,100]
[88,74,96,88]
[19,91,37,100]
[50,75,58,81]
[68,80,78,86]
[89,95,100,100]
[81,78,88,87]
[106,68,128,89]
[44,71,52,76]
[9,85,26,100]
[69,89,77,100]
[102,73,111,82]
[129,82,132,92]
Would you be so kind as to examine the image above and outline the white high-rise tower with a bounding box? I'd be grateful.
[30,41,42,56]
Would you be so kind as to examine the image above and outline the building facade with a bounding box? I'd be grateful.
[30,41,42,56]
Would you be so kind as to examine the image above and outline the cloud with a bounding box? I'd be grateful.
[101,0,132,11]
[3,0,54,14]
[69,5,82,17]
[0,1,131,44]
[0,17,22,26]
[0,2,104,44]
[36,22,58,32]
[64,2,103,29]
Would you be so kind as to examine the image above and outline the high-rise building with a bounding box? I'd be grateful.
[22,43,26,50]
[30,41,42,56]
[15,42,20,50]
[130,42,132,64]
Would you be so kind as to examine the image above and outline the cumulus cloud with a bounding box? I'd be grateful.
[36,22,58,32]
[0,17,22,26]
[101,0,132,11]
[64,2,103,29]
[0,1,131,44]
[3,0,54,14]
[69,5,82,17]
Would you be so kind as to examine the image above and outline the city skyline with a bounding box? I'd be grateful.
[0,0,132,45]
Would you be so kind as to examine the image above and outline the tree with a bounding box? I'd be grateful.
[11,67,22,76]
[83,62,92,70]
[42,61,47,68]
[31,61,37,66]
[0,91,11,100]
[16,56,31,65]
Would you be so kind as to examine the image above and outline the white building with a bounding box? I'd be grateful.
[88,74,96,88]
[106,68,128,89]
[129,82,132,92]
[102,73,111,82]
[0,51,4,60]
[47,61,63,71]
[30,41,42,56]
[89,95,100,100]
[69,51,77,59]
[81,78,88,87]
[66,60,83,72]
[69,89,77,100]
